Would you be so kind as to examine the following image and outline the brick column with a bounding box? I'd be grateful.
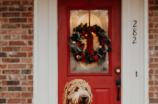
[149,0,158,103]
[0,0,33,103]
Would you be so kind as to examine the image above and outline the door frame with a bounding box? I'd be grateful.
[34,0,148,104]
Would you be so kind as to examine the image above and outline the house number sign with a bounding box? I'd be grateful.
[133,20,137,44]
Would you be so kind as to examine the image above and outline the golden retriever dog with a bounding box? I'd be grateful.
[63,79,93,104]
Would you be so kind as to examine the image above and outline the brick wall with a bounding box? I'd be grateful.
[149,0,158,103]
[0,0,33,103]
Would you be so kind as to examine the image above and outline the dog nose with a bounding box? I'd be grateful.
[81,95,87,101]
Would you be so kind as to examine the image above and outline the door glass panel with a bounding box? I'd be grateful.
[70,10,109,73]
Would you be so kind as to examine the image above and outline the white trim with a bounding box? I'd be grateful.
[121,0,148,104]
[34,0,148,104]
[34,0,58,104]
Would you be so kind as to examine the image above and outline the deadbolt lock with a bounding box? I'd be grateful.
[116,68,121,74]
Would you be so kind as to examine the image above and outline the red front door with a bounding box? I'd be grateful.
[58,0,121,104]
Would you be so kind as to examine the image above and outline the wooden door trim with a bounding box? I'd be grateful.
[34,0,148,104]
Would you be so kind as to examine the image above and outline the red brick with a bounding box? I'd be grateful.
[149,29,158,33]
[155,80,158,85]
[28,99,32,103]
[28,7,33,11]
[149,58,154,63]
[0,75,6,79]
[155,70,158,74]
[2,47,20,51]
[149,0,154,5]
[149,46,154,50]
[0,7,7,11]
[28,87,33,91]
[2,24,20,29]
[154,12,158,16]
[22,12,33,17]
[0,18,8,23]
[21,58,32,63]
[8,99,26,103]
[9,75,26,80]
[2,12,20,17]
[22,87,27,91]
[22,93,33,97]
[2,93,20,97]
[150,64,158,68]
[155,46,158,50]
[0,53,7,57]
[22,81,33,85]
[149,12,154,16]
[149,18,158,22]
[155,23,158,28]
[28,41,33,45]
[149,92,154,97]
[2,35,20,40]
[9,7,27,11]
[149,23,154,28]
[155,58,158,62]
[0,41,7,46]
[22,24,33,28]
[28,29,33,34]
[28,52,33,57]
[8,64,26,68]
[9,41,27,45]
[28,64,33,68]
[149,6,158,11]
[2,70,20,74]
[28,18,33,23]
[0,64,7,68]
[28,75,33,80]
[149,86,155,91]
[2,1,21,6]
[0,99,6,103]
[22,0,33,5]
[9,18,27,23]
[149,80,154,85]
[2,81,19,85]
[149,35,153,39]
[8,30,27,34]
[150,98,158,103]
[21,47,33,51]
[2,58,20,63]
[9,52,27,57]
[0,30,7,34]
[0,87,7,91]
[149,69,154,74]
[21,35,33,40]
[149,40,158,45]
[155,35,158,39]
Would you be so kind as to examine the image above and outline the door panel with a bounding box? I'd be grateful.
[94,88,110,104]
[58,0,121,104]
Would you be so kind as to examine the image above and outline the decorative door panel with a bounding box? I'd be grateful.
[58,0,121,104]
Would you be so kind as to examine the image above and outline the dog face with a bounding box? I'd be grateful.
[63,79,93,104]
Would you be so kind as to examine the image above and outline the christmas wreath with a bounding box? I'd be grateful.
[69,23,111,64]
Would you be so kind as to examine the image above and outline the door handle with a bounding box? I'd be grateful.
[115,78,121,101]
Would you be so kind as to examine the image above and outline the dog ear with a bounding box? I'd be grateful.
[63,83,69,104]
[86,83,93,103]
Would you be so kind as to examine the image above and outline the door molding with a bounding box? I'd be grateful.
[34,0,148,104]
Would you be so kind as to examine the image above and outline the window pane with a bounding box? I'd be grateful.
[70,10,109,73]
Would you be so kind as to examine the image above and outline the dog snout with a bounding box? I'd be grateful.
[81,95,87,101]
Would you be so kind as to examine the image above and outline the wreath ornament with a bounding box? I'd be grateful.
[69,23,111,65]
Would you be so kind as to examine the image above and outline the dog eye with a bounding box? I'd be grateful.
[74,87,79,91]
[67,91,70,94]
